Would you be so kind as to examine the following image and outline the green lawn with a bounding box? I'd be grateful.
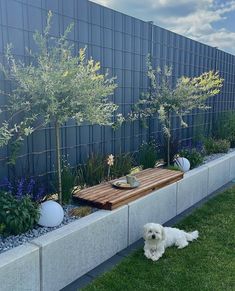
[83,187,235,291]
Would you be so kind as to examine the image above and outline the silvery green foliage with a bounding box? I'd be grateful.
[133,55,223,139]
[0,11,120,147]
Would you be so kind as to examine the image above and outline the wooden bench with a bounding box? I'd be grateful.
[73,168,183,210]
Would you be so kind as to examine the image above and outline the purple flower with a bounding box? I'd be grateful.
[16,178,25,199]
[1,176,45,202]
[26,178,35,195]
[1,177,13,193]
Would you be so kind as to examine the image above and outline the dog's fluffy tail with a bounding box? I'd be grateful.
[185,230,199,241]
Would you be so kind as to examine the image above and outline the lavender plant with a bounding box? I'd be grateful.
[1,177,44,202]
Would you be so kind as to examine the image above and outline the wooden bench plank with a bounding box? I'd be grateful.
[105,175,182,210]
[95,171,178,204]
[92,170,171,203]
[76,169,161,200]
[73,168,183,210]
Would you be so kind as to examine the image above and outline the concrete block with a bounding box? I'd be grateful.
[207,156,230,194]
[32,207,128,291]
[228,151,235,180]
[128,183,177,245]
[177,166,208,214]
[0,244,40,291]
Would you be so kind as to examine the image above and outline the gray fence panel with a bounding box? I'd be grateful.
[0,0,234,183]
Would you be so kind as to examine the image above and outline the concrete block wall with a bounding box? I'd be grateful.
[128,183,177,244]
[32,206,128,291]
[177,166,208,214]
[0,244,40,291]
[207,156,231,193]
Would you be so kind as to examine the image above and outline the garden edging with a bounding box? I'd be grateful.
[1,151,235,291]
[0,243,40,291]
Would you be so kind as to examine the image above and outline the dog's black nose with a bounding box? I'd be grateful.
[152,234,156,239]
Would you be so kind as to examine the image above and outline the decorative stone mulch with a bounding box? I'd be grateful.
[0,205,97,254]
[203,148,235,164]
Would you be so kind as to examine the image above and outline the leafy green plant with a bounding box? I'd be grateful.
[165,165,182,171]
[204,138,230,155]
[213,111,235,147]
[0,192,39,236]
[111,153,134,178]
[61,160,76,205]
[132,56,223,165]
[179,148,204,169]
[0,223,5,234]
[76,154,107,187]
[139,141,158,169]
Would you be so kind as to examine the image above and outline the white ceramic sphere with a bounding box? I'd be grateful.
[174,157,190,172]
[38,201,64,227]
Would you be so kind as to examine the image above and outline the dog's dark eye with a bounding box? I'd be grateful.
[149,230,152,233]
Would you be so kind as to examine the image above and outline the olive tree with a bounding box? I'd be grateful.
[133,56,223,165]
[0,12,121,203]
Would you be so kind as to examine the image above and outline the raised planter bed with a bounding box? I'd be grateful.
[1,151,235,291]
[32,207,128,291]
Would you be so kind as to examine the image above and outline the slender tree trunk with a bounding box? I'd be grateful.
[55,120,62,204]
[167,110,171,166]
[167,135,170,167]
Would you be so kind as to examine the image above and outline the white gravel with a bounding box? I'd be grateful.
[202,148,235,164]
[0,205,97,254]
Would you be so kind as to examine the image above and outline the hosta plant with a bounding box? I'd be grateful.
[0,191,40,236]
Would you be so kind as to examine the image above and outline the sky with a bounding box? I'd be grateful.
[92,0,235,56]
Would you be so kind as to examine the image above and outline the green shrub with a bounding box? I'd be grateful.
[213,111,235,147]
[139,141,158,169]
[179,148,204,169]
[204,138,230,155]
[166,165,182,171]
[111,153,134,178]
[61,160,76,205]
[76,154,106,187]
[0,223,5,234]
[0,192,39,236]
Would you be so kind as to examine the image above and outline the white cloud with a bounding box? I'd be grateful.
[92,0,235,55]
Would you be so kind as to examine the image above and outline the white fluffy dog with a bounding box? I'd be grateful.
[143,223,199,261]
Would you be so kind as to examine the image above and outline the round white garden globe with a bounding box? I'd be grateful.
[38,201,64,227]
[174,157,190,172]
